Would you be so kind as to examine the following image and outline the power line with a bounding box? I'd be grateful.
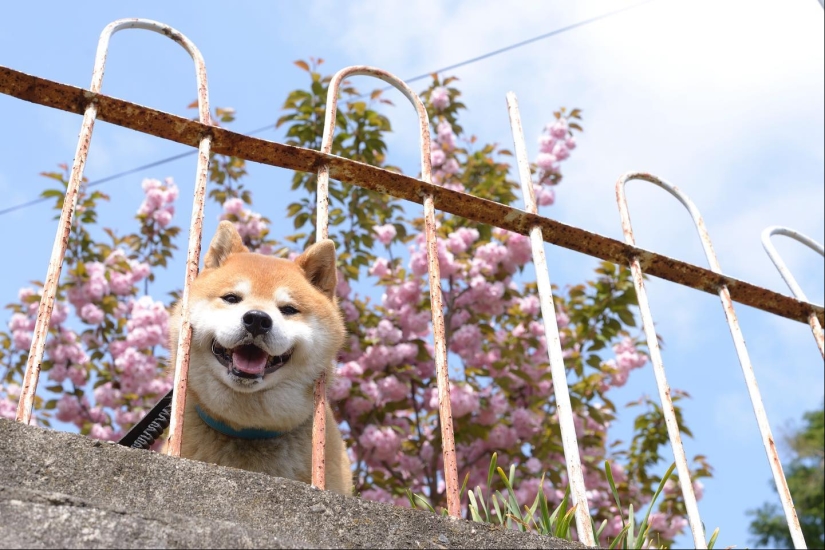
[0,0,655,218]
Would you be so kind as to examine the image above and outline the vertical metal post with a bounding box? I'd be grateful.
[314,66,460,516]
[761,226,824,358]
[505,92,595,546]
[15,20,212,440]
[617,172,808,549]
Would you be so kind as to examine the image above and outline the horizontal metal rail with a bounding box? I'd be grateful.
[1,65,821,327]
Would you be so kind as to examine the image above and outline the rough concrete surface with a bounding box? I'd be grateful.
[0,419,590,549]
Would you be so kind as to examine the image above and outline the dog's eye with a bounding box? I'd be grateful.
[279,305,299,316]
[221,294,242,304]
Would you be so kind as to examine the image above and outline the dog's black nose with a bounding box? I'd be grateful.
[242,310,272,336]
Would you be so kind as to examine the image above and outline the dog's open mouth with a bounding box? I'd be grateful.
[211,341,293,379]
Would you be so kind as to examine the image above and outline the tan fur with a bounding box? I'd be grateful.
[168,221,352,494]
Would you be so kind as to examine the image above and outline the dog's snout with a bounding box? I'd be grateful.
[242,310,273,336]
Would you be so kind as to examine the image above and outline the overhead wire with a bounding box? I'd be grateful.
[0,0,655,217]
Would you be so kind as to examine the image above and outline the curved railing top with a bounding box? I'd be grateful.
[93,19,211,125]
[616,171,723,274]
[761,225,824,306]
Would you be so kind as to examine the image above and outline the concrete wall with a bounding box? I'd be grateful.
[0,419,588,549]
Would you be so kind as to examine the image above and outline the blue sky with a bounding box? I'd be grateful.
[1,1,823,548]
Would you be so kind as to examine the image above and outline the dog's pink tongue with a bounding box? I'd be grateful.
[232,345,268,375]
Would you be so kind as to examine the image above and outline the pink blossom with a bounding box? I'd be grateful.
[328,375,352,401]
[369,257,391,278]
[443,158,460,175]
[93,382,122,408]
[345,397,372,417]
[373,224,397,246]
[450,383,480,418]
[512,408,541,439]
[49,302,69,327]
[56,394,83,423]
[565,136,576,150]
[359,425,402,462]
[693,480,704,500]
[534,185,555,206]
[90,423,115,441]
[525,457,542,474]
[450,324,482,358]
[536,152,559,173]
[487,424,518,449]
[552,142,570,161]
[538,134,556,153]
[408,249,429,276]
[437,120,456,150]
[0,397,16,420]
[340,301,359,322]
[430,148,446,167]
[547,118,569,139]
[430,87,450,109]
[375,320,402,345]
[67,366,87,387]
[339,361,364,379]
[223,197,245,215]
[378,375,408,403]
[80,303,105,325]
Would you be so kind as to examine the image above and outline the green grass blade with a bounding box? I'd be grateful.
[475,487,490,523]
[538,486,552,534]
[556,503,577,539]
[405,489,416,509]
[492,491,505,526]
[413,493,436,514]
[594,518,607,541]
[460,471,469,500]
[707,527,720,550]
[487,452,498,489]
[604,460,626,529]
[607,524,630,550]
[496,467,523,525]
[641,462,676,531]
[627,503,635,548]
[467,489,483,523]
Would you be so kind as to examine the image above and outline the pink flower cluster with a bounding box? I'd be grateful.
[429,119,462,191]
[67,254,151,311]
[0,383,20,420]
[604,337,648,387]
[221,198,268,242]
[138,178,178,228]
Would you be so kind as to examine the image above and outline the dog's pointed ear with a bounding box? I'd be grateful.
[295,239,338,300]
[204,221,248,269]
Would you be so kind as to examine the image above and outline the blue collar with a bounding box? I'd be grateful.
[195,404,285,440]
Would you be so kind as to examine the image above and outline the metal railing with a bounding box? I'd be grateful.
[2,18,823,549]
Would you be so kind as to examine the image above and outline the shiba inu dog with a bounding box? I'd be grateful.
[168,221,352,494]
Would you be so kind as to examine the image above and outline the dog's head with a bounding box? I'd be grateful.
[173,221,345,429]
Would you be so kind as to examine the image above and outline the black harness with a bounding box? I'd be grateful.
[117,389,173,449]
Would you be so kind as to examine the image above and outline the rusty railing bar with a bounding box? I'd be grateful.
[761,226,824,358]
[313,66,460,515]
[615,173,707,548]
[505,92,595,545]
[12,22,212,440]
[1,67,821,327]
